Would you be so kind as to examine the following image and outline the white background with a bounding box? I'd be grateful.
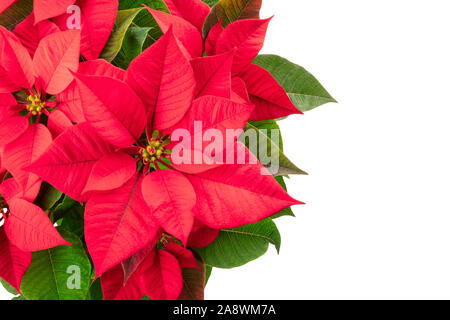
[3,0,450,300]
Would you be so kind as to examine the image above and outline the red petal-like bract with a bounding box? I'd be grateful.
[13,13,60,57]
[33,0,76,24]
[76,0,118,60]
[5,198,70,251]
[73,73,146,148]
[142,170,196,245]
[26,123,115,201]
[205,20,223,56]
[85,174,159,277]
[0,26,34,91]
[33,30,80,95]
[101,263,145,300]
[47,109,72,138]
[0,1,17,14]
[126,28,195,131]
[121,241,157,285]
[164,242,198,269]
[0,227,31,293]
[240,64,302,120]
[83,152,136,194]
[0,93,29,147]
[188,222,220,248]
[231,76,250,104]
[57,59,126,123]
[164,0,210,32]
[191,50,234,99]
[141,249,183,300]
[216,18,271,74]
[169,95,254,174]
[145,7,203,58]
[187,143,302,229]
[3,124,52,193]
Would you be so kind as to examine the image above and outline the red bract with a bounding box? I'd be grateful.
[203,18,302,120]
[0,0,76,24]
[101,239,198,300]
[0,177,69,292]
[53,0,118,60]
[27,27,301,285]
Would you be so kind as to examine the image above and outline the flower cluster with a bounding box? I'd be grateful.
[0,0,334,300]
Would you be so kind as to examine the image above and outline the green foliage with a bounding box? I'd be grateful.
[119,0,170,49]
[53,196,85,237]
[196,219,281,268]
[1,279,18,295]
[202,0,220,7]
[240,121,308,176]
[113,27,150,69]
[202,0,262,38]
[20,229,92,300]
[272,176,296,219]
[100,8,145,62]
[34,182,62,212]
[253,55,337,112]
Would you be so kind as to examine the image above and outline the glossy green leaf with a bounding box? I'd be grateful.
[271,176,295,219]
[113,27,150,69]
[196,219,281,268]
[119,0,170,48]
[0,0,32,30]
[202,0,219,7]
[33,182,62,211]
[86,279,103,300]
[1,279,18,295]
[20,229,91,300]
[100,8,145,62]
[202,0,262,38]
[53,196,84,237]
[240,121,308,176]
[205,266,212,285]
[253,54,337,112]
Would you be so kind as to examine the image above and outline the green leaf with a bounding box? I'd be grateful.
[20,229,92,300]
[118,0,170,49]
[53,196,84,237]
[11,295,26,300]
[196,219,281,268]
[271,176,295,219]
[113,27,150,69]
[253,54,337,112]
[1,279,18,295]
[202,0,220,7]
[0,0,33,30]
[240,121,308,176]
[33,182,63,211]
[100,8,145,62]
[202,0,262,38]
[205,266,212,285]
[86,279,103,300]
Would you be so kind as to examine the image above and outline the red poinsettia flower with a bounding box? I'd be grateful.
[144,1,301,121]
[0,27,80,144]
[0,176,69,291]
[26,27,301,282]
[12,11,61,57]
[101,237,199,300]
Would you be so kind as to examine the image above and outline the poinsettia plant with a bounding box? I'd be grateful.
[0,0,335,300]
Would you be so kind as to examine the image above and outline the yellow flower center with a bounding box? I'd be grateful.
[26,94,46,116]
